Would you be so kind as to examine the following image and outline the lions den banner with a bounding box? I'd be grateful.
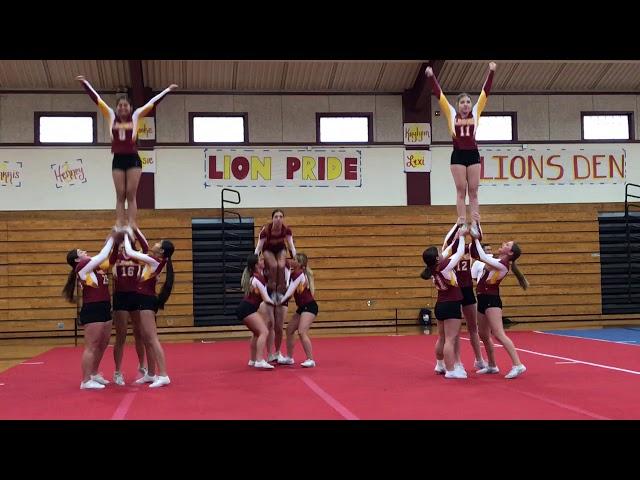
[478,147,626,185]
[203,148,362,188]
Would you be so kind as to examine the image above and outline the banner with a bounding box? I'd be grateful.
[403,123,431,145]
[137,117,155,140]
[50,159,87,188]
[404,150,431,172]
[139,151,156,173]
[0,149,117,211]
[203,148,362,188]
[478,147,626,185]
[0,160,23,187]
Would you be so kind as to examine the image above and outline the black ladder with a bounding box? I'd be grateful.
[597,183,640,314]
[191,189,255,326]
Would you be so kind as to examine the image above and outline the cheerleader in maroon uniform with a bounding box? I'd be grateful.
[470,241,497,370]
[262,259,291,364]
[109,228,149,385]
[76,75,177,230]
[123,232,175,387]
[278,253,318,368]
[62,233,116,390]
[239,254,275,369]
[254,209,296,300]
[426,62,496,237]
[421,229,467,379]
[471,227,529,379]
[442,223,487,370]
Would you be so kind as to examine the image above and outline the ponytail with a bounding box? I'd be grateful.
[242,254,259,295]
[510,243,529,290]
[420,267,434,281]
[157,257,174,309]
[511,260,529,290]
[62,248,79,303]
[62,268,77,303]
[420,246,439,281]
[157,240,175,310]
[305,267,315,296]
[295,253,314,295]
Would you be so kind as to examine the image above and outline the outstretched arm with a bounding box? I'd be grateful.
[133,226,149,253]
[76,76,114,123]
[123,234,160,271]
[473,238,507,273]
[77,236,115,280]
[442,229,463,260]
[108,236,121,266]
[133,84,178,119]
[443,233,466,270]
[442,222,461,250]
[471,260,485,281]
[425,66,457,136]
[473,62,496,119]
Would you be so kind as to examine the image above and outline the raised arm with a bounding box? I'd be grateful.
[442,222,461,250]
[473,238,507,273]
[123,234,160,271]
[469,240,480,260]
[473,62,496,119]
[425,66,457,135]
[76,76,114,122]
[441,239,457,261]
[442,228,463,260]
[133,84,177,120]
[133,226,149,253]
[108,236,121,266]
[441,233,466,272]
[77,236,115,280]
[471,260,484,281]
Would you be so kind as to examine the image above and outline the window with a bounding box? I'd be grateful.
[582,113,633,141]
[475,113,516,142]
[190,113,247,143]
[35,112,97,144]
[317,113,372,143]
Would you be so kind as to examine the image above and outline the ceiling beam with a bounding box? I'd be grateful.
[128,59,147,106]
[41,60,53,89]
[544,62,567,91]
[405,60,445,112]
[589,63,613,90]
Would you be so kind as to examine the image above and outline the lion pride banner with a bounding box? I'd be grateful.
[203,148,362,188]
